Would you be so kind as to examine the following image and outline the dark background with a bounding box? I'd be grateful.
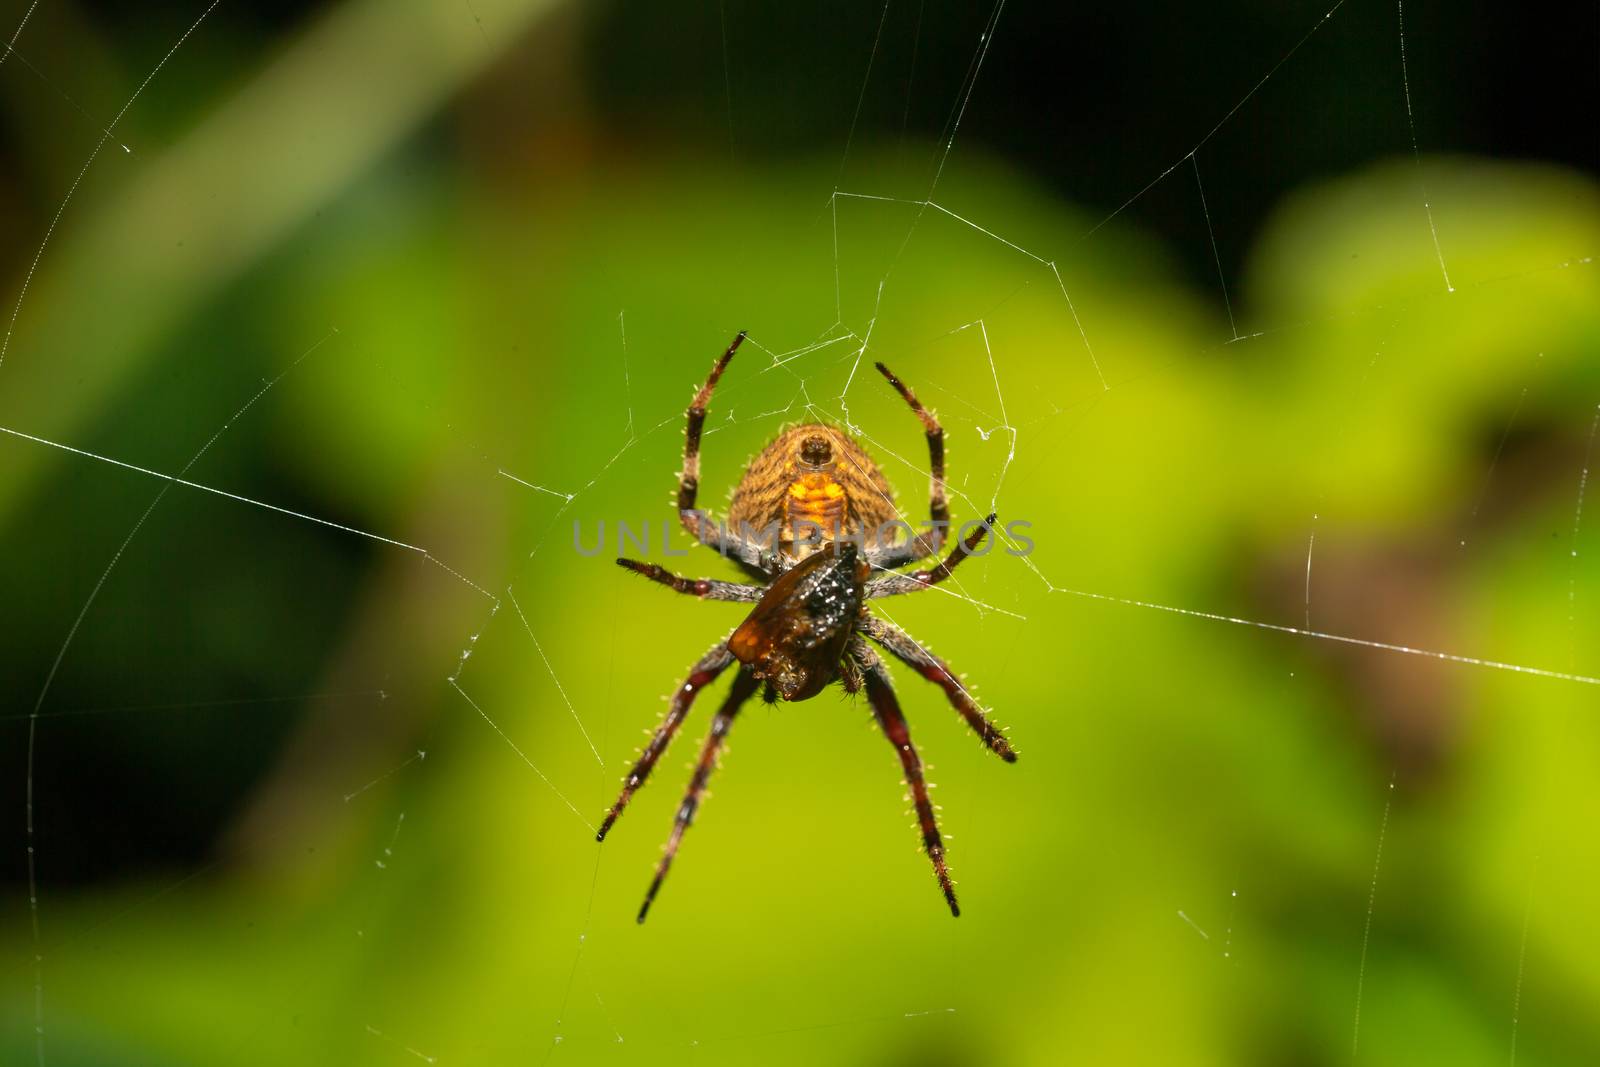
[31,0,1600,292]
[585,0,1597,297]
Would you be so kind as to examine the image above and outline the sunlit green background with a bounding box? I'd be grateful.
[4,1,1600,1064]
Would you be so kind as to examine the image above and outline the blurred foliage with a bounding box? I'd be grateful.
[3,2,1600,1066]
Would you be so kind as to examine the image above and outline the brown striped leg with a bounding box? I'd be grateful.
[675,332,768,571]
[678,331,744,516]
[859,645,959,917]
[873,362,947,565]
[860,615,1016,763]
[596,642,735,841]
[616,558,763,602]
[636,668,760,922]
[867,513,995,592]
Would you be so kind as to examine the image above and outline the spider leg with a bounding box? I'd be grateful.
[867,514,995,598]
[636,668,760,922]
[616,559,764,602]
[838,652,864,695]
[869,362,947,568]
[856,642,960,917]
[597,641,736,841]
[676,332,770,573]
[860,614,1017,763]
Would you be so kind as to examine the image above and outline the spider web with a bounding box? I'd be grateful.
[3,0,1599,1063]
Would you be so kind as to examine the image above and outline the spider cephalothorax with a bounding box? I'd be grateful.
[601,332,1017,922]
[728,543,870,701]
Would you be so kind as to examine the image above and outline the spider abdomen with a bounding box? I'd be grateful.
[727,424,900,558]
[787,471,847,535]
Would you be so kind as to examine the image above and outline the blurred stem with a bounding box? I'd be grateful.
[0,0,565,516]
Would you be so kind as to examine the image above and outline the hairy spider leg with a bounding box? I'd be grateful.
[859,645,960,916]
[867,513,996,597]
[870,362,948,568]
[676,331,769,571]
[615,558,763,602]
[636,668,761,922]
[860,615,1017,763]
[597,641,736,841]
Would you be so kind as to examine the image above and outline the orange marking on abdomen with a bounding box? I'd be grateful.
[787,474,846,535]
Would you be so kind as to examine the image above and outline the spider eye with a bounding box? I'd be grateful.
[799,434,832,467]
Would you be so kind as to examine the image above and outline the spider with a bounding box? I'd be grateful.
[599,331,1018,922]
